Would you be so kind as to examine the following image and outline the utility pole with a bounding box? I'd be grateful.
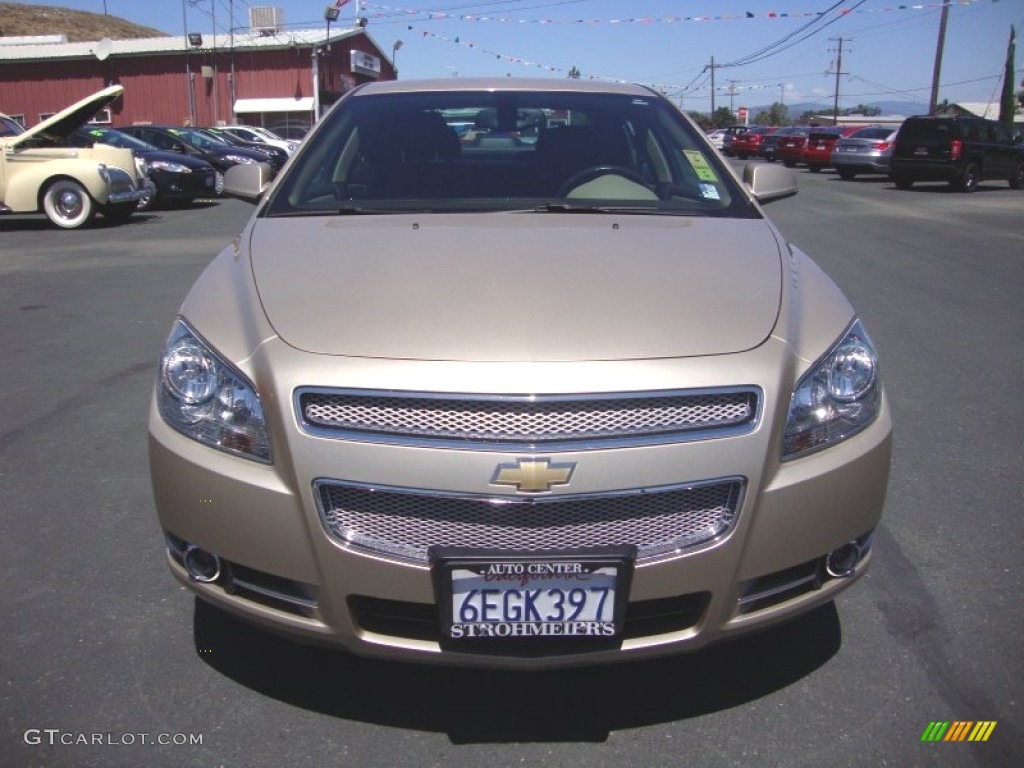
[727,80,739,114]
[929,0,951,114]
[709,56,716,115]
[829,36,849,125]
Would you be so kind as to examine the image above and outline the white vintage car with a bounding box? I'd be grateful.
[0,85,150,229]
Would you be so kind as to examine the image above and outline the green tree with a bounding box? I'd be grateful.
[567,66,581,80]
[844,104,881,116]
[753,102,789,126]
[688,111,713,131]
[711,106,736,128]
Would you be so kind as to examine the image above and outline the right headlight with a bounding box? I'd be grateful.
[156,319,271,463]
[782,319,880,460]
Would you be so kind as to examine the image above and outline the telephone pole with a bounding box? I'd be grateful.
[929,0,951,114]
[829,36,849,125]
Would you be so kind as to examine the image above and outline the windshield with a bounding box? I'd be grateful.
[172,127,231,149]
[76,127,154,151]
[265,88,754,218]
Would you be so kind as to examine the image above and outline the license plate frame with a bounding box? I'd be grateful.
[431,546,635,645]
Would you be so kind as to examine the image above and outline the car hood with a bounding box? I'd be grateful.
[12,85,123,147]
[249,214,783,362]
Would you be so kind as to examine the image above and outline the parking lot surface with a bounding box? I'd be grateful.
[1,168,1021,767]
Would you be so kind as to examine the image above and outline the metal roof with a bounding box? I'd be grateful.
[0,26,368,61]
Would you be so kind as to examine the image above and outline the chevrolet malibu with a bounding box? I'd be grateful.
[149,78,891,669]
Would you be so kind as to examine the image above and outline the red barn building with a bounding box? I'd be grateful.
[0,21,395,137]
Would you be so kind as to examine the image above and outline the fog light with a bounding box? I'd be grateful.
[825,542,860,578]
[183,545,222,583]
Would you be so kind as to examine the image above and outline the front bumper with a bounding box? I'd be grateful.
[149,346,892,669]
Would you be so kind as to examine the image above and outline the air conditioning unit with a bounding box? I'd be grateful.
[250,6,284,34]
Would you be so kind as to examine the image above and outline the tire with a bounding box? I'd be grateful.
[953,161,980,193]
[783,160,796,168]
[1009,161,1024,190]
[42,179,95,229]
[808,164,822,173]
[837,168,856,181]
[137,186,157,210]
[892,175,913,190]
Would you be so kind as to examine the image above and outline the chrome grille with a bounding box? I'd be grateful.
[297,388,759,450]
[316,478,744,564]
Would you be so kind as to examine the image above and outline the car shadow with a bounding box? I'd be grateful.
[828,176,890,184]
[192,597,841,743]
[883,182,1012,194]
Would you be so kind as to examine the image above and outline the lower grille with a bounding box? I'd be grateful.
[316,478,744,564]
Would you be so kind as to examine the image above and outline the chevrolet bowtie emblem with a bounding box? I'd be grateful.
[492,458,576,494]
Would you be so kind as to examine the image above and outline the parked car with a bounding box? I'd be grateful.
[0,113,24,137]
[217,124,299,155]
[757,126,799,162]
[776,127,813,167]
[706,128,727,150]
[830,126,899,180]
[720,124,751,157]
[801,126,862,172]
[69,126,221,209]
[730,126,778,159]
[116,125,269,174]
[200,127,289,171]
[0,85,150,228]
[150,77,890,669]
[889,115,1024,192]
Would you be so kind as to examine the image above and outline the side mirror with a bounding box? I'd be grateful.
[222,162,275,203]
[169,141,188,153]
[743,162,798,203]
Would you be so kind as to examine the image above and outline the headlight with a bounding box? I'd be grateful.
[135,156,151,178]
[97,163,110,182]
[157,320,271,462]
[782,319,880,460]
[147,159,192,174]
[224,154,257,165]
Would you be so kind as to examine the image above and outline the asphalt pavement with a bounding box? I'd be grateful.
[1,169,1021,767]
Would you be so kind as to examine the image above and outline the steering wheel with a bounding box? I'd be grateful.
[556,165,656,198]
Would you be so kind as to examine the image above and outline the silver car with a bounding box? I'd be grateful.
[149,78,891,669]
[830,126,899,180]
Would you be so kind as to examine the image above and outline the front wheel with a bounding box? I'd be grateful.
[1009,162,1024,190]
[836,168,856,180]
[42,179,95,229]
[892,175,913,190]
[953,162,980,193]
[807,164,823,173]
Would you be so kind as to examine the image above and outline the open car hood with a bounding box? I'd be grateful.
[13,85,124,147]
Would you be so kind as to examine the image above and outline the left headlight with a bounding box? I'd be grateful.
[223,154,257,165]
[782,319,880,460]
[157,319,271,463]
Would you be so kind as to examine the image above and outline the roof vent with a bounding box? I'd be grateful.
[250,6,284,35]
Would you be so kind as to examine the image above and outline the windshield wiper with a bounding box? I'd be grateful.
[529,202,683,215]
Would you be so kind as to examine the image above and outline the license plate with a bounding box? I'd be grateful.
[914,146,928,156]
[845,146,859,152]
[432,547,634,642]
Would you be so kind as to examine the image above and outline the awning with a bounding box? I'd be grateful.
[234,97,314,114]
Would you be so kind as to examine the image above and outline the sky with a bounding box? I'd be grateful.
[13,0,1024,114]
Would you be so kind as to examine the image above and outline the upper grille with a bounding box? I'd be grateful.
[316,478,744,564]
[297,388,759,450]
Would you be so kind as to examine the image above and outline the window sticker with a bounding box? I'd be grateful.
[683,150,719,182]
[699,183,721,200]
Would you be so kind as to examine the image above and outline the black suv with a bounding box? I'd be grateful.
[890,115,1024,192]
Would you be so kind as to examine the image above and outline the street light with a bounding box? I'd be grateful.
[324,4,340,50]
[392,39,402,77]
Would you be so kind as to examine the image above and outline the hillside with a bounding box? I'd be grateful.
[0,2,165,42]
